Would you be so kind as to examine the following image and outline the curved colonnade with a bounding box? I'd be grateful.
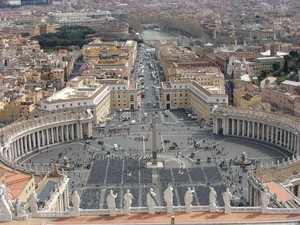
[212,106,300,155]
[0,111,93,166]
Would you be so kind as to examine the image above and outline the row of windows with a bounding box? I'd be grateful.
[112,104,127,107]
[54,102,87,108]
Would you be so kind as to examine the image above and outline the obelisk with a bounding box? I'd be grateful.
[152,116,157,165]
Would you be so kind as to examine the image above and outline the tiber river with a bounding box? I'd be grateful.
[142,29,179,41]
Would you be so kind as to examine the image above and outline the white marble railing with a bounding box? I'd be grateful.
[231,207,261,213]
[31,205,300,218]
[35,211,72,218]
[267,208,300,214]
[260,155,300,171]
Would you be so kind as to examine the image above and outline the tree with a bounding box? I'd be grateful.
[272,62,280,71]
[290,50,299,58]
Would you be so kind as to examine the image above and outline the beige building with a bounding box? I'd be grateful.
[247,56,284,77]
[233,84,262,109]
[261,80,300,116]
[82,39,137,80]
[39,77,139,124]
[155,41,213,81]
[161,78,228,122]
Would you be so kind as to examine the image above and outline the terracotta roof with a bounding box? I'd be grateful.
[264,181,294,202]
[1,169,32,200]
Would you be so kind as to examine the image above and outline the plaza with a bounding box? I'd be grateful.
[17,111,291,210]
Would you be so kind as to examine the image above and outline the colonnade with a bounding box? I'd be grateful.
[213,107,300,155]
[0,111,93,163]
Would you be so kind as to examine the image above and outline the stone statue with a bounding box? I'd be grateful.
[123,189,133,215]
[0,180,12,222]
[28,191,39,214]
[106,190,117,216]
[184,187,194,213]
[15,199,26,217]
[222,188,233,214]
[146,188,156,214]
[209,187,217,212]
[0,182,5,200]
[163,185,173,213]
[72,191,80,211]
[261,189,270,213]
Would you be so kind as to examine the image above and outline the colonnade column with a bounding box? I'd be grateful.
[46,129,49,145]
[279,128,283,146]
[262,124,265,141]
[61,126,64,142]
[51,128,54,144]
[247,121,250,137]
[42,130,45,146]
[266,125,269,142]
[287,132,291,150]
[252,122,255,138]
[236,120,240,136]
[242,120,245,136]
[70,124,74,140]
[20,137,24,155]
[56,127,59,142]
[16,139,20,157]
[66,125,69,141]
[28,134,32,151]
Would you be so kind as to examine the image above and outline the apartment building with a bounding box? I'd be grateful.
[155,41,212,81]
[161,78,228,122]
[262,80,300,116]
[82,39,137,80]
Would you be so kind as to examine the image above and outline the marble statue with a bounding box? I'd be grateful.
[222,188,233,214]
[146,188,156,214]
[72,191,80,211]
[28,191,38,214]
[106,190,117,216]
[2,184,13,211]
[0,180,12,222]
[261,189,270,213]
[0,182,5,200]
[184,187,194,213]
[209,187,217,206]
[15,199,26,217]
[123,189,133,215]
[209,187,217,212]
[163,185,173,213]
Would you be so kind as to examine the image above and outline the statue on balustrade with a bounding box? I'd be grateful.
[222,188,233,214]
[106,190,117,216]
[15,199,26,217]
[28,191,38,214]
[164,185,173,213]
[123,189,133,215]
[261,189,270,213]
[0,178,12,222]
[209,187,217,212]
[184,187,194,213]
[72,191,80,211]
[147,188,156,214]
